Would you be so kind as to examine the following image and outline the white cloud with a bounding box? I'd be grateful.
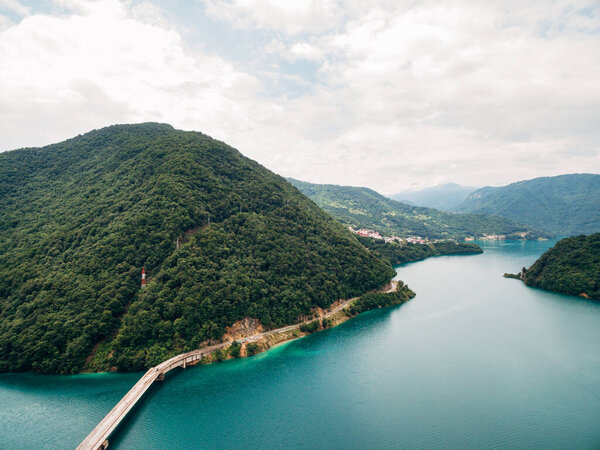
[0,14,12,30]
[287,42,324,62]
[239,0,600,192]
[203,0,344,35]
[0,0,29,16]
[0,0,598,194]
[0,0,271,152]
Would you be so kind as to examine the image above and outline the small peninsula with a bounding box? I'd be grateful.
[505,233,600,300]
[357,236,483,265]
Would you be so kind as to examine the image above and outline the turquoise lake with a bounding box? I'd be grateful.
[1,239,599,449]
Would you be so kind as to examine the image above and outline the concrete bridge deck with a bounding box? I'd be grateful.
[76,343,226,450]
[77,281,397,449]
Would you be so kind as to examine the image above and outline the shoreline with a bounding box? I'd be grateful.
[180,280,402,367]
[76,279,410,448]
[3,279,408,379]
[45,280,403,378]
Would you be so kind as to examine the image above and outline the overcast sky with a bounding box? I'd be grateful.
[1,0,599,194]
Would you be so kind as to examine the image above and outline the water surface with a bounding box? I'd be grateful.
[1,240,599,449]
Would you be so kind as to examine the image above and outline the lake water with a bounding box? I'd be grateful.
[1,239,600,449]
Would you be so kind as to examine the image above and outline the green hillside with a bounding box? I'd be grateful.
[0,123,395,373]
[288,179,544,240]
[521,233,600,299]
[454,174,600,235]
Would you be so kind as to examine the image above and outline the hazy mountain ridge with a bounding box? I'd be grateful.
[454,174,600,235]
[288,178,545,240]
[391,183,477,211]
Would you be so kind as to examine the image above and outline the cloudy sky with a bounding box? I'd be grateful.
[1,0,599,194]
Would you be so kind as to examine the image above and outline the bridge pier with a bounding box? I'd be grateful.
[157,372,164,381]
[100,440,109,449]
[183,360,186,369]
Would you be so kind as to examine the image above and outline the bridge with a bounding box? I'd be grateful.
[76,343,227,450]
[77,281,397,449]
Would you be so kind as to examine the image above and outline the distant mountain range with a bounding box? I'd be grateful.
[288,178,544,240]
[454,174,600,236]
[391,183,477,211]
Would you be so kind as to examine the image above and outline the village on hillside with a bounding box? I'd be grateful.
[349,227,509,243]
[349,227,431,244]
[464,234,509,241]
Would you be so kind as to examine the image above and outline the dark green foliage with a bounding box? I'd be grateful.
[246,343,259,356]
[229,341,241,358]
[288,178,545,240]
[357,236,482,266]
[350,281,415,315]
[454,174,600,235]
[321,318,331,328]
[299,320,320,333]
[523,234,600,299]
[0,123,395,373]
[214,348,225,362]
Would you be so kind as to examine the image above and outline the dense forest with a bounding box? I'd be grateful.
[0,123,396,373]
[288,178,544,240]
[521,234,600,299]
[350,281,415,315]
[357,236,482,266]
[454,174,600,235]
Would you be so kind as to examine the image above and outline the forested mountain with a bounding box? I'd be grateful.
[521,234,600,299]
[0,123,395,373]
[391,183,476,211]
[454,174,600,235]
[288,179,544,240]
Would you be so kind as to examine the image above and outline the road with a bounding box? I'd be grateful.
[77,280,397,449]
[248,280,397,341]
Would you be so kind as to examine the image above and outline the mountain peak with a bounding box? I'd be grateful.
[0,125,394,373]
